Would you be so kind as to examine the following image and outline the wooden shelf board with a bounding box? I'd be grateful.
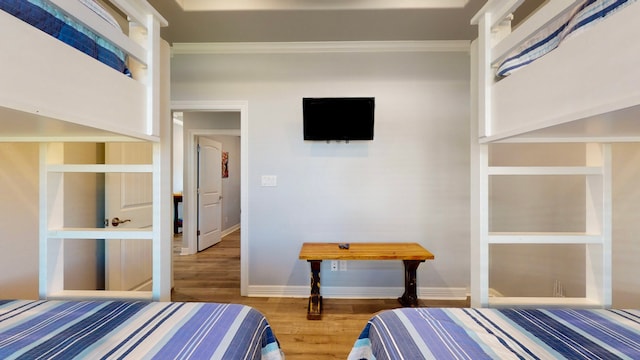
[488,232,602,244]
[489,296,603,308]
[48,228,153,239]
[488,166,602,175]
[47,164,153,173]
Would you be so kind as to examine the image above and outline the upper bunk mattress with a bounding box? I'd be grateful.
[497,0,637,77]
[0,0,129,75]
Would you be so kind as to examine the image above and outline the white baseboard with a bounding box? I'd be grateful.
[247,285,468,300]
[222,224,240,238]
[132,279,153,292]
[178,225,239,256]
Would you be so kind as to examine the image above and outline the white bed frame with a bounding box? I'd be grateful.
[470,0,640,308]
[0,0,171,301]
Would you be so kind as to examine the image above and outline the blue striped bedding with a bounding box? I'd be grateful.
[0,0,130,75]
[349,307,640,359]
[0,300,284,360]
[496,0,637,77]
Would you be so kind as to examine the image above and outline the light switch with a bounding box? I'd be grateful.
[261,175,277,187]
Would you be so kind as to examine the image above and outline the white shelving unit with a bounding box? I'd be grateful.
[39,142,158,301]
[472,143,612,308]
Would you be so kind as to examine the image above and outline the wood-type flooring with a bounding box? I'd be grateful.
[172,229,469,359]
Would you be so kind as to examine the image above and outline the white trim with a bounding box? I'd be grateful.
[178,0,468,11]
[222,223,241,238]
[171,100,249,297]
[489,287,505,298]
[46,290,152,301]
[172,40,470,55]
[247,286,468,300]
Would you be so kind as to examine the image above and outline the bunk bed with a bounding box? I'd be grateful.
[0,0,165,142]
[0,2,286,357]
[0,0,170,300]
[0,299,284,359]
[349,307,640,359]
[470,0,640,308]
[471,0,640,143]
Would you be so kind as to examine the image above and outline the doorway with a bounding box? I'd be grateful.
[196,137,223,251]
[171,101,249,296]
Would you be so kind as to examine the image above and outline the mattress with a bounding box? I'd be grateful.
[0,299,284,360]
[496,0,637,77]
[0,0,130,75]
[349,307,640,359]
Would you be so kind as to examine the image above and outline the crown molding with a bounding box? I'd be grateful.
[171,40,470,55]
[177,0,468,11]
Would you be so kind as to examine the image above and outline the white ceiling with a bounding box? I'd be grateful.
[147,0,543,44]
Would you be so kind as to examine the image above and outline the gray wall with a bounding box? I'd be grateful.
[207,134,241,231]
[171,48,472,291]
[0,143,39,299]
[611,143,640,308]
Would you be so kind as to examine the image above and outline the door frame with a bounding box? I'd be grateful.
[171,100,248,296]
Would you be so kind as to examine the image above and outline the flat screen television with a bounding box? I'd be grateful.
[303,97,375,141]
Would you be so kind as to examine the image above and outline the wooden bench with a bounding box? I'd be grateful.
[298,242,435,320]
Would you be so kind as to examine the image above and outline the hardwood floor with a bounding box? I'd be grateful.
[172,229,469,359]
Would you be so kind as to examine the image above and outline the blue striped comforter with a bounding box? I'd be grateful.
[0,300,284,360]
[496,0,637,76]
[0,0,130,75]
[349,308,640,359]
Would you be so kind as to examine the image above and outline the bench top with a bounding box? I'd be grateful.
[299,242,434,261]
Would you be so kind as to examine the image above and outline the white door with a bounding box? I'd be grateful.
[105,142,153,291]
[197,137,222,251]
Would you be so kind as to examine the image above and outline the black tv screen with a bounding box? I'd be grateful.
[303,97,375,141]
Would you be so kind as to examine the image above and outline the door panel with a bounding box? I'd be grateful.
[105,142,153,291]
[198,137,222,251]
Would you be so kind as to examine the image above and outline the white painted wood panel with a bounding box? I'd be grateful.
[0,10,151,141]
[485,1,640,142]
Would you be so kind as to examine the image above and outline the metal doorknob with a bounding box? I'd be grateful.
[111,217,131,227]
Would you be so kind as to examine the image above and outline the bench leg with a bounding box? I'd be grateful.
[307,260,322,320]
[398,260,424,307]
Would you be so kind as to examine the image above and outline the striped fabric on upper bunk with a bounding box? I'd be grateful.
[349,307,640,360]
[0,300,284,360]
[0,0,130,75]
[496,0,637,77]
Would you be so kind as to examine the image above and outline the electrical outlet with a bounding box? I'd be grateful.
[261,175,277,187]
[330,260,338,272]
[339,260,347,271]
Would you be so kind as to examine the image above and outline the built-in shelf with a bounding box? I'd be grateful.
[488,232,603,244]
[472,143,612,308]
[487,166,603,175]
[47,164,153,173]
[40,142,158,300]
